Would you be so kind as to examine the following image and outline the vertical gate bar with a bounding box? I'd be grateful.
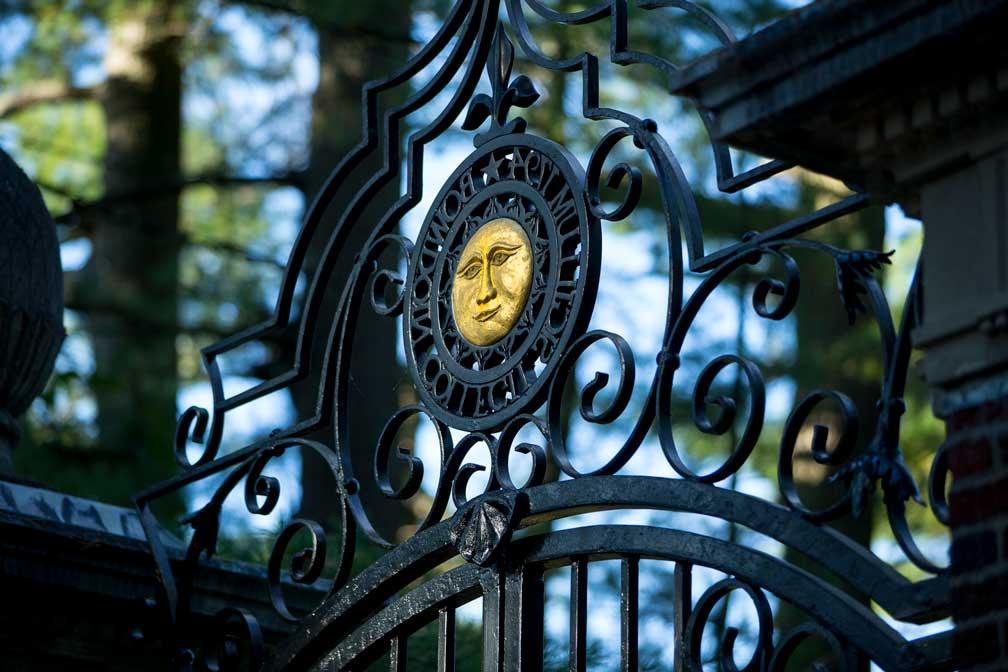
[503,568,522,672]
[522,567,546,672]
[621,556,639,672]
[673,562,692,672]
[570,558,588,672]
[481,567,505,672]
[504,565,545,672]
[438,606,456,672]
[390,634,407,672]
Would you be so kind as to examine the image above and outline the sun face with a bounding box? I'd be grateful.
[451,218,533,347]
[404,137,595,428]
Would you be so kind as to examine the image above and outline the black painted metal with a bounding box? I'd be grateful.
[133,1,955,670]
[621,556,638,672]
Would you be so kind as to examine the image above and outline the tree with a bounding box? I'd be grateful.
[223,0,417,543]
[299,1,416,542]
[4,0,438,570]
[1,1,190,507]
[86,0,187,501]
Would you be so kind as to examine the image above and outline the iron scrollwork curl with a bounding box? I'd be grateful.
[585,126,645,222]
[267,519,329,624]
[768,622,856,672]
[368,234,415,318]
[684,578,774,672]
[655,244,782,485]
[200,608,265,672]
[778,388,861,522]
[669,353,766,484]
[547,330,637,477]
[684,577,861,672]
[495,413,550,491]
[751,247,801,321]
[175,400,224,469]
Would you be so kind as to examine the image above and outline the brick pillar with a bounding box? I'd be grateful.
[914,147,1008,670]
[945,394,1008,669]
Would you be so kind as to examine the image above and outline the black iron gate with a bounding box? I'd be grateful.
[136,2,954,670]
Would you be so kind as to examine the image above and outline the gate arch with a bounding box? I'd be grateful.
[268,477,945,671]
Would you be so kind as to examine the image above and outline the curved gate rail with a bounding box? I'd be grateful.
[133,1,956,670]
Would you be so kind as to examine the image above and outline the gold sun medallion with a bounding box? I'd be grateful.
[451,218,533,347]
[404,134,595,429]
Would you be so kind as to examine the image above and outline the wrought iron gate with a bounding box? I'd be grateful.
[136,1,954,670]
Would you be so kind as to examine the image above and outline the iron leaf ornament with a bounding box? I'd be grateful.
[830,447,924,519]
[179,499,224,561]
[831,393,924,519]
[834,249,894,324]
[449,490,527,566]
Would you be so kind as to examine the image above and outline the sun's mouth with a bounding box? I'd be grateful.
[473,305,501,322]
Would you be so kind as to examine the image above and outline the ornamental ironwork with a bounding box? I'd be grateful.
[404,127,598,430]
[135,2,953,671]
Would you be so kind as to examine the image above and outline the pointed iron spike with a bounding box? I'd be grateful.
[498,25,514,88]
[486,24,501,86]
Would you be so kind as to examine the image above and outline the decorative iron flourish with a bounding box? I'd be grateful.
[462,24,541,146]
[448,490,526,566]
[134,2,951,669]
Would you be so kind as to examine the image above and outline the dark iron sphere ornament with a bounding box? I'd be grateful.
[0,148,65,475]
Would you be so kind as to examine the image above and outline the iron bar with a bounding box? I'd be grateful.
[569,558,588,672]
[503,566,544,672]
[673,562,692,672]
[482,568,505,672]
[390,634,407,672]
[621,556,639,672]
[438,607,456,672]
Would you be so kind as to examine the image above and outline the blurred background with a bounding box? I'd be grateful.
[1,0,948,669]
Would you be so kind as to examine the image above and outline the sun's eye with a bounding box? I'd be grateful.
[458,261,481,279]
[491,248,517,266]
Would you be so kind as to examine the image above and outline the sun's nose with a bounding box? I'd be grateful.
[476,260,497,304]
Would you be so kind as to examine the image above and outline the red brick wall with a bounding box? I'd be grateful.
[947,398,1008,669]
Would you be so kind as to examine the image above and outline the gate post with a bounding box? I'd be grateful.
[942,397,1008,669]
[915,147,1008,670]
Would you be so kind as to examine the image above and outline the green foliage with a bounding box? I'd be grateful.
[3,1,306,504]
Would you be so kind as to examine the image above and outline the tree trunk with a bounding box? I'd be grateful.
[83,2,184,505]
